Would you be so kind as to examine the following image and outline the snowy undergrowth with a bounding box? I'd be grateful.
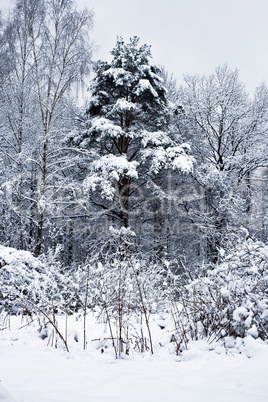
[1,311,267,360]
[1,236,268,357]
[176,238,268,348]
[0,236,268,401]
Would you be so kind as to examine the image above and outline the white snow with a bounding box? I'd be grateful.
[91,118,124,139]
[103,67,132,86]
[112,99,137,113]
[220,287,230,298]
[140,130,172,148]
[83,154,139,200]
[0,314,268,402]
[135,79,159,98]
[0,383,17,402]
[142,143,193,175]
[233,306,250,322]
[0,245,44,271]
[91,154,139,180]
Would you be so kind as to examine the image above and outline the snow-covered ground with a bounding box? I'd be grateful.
[0,383,17,402]
[0,314,268,402]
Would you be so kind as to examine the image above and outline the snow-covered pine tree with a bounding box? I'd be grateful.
[73,37,193,248]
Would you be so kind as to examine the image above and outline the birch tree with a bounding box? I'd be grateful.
[25,0,93,255]
[0,0,94,255]
[0,1,38,249]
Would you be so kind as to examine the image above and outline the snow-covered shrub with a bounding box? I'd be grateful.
[177,238,268,346]
[0,245,77,351]
[38,247,80,314]
[0,244,76,316]
[76,227,164,357]
[0,245,47,314]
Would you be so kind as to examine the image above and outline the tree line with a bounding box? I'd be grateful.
[0,0,267,271]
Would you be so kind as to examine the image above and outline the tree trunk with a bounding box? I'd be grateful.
[119,177,131,228]
[35,134,48,256]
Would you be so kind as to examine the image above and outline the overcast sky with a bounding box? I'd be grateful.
[1,0,268,96]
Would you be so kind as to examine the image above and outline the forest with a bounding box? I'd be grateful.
[0,0,268,366]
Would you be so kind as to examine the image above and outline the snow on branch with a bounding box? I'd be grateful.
[84,155,139,200]
[110,99,138,114]
[140,130,173,147]
[135,79,159,98]
[142,143,194,174]
[90,118,125,139]
[103,67,133,86]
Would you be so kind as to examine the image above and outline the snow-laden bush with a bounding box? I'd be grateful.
[0,245,75,315]
[176,238,268,346]
[38,247,81,314]
[75,227,165,357]
[0,245,47,313]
